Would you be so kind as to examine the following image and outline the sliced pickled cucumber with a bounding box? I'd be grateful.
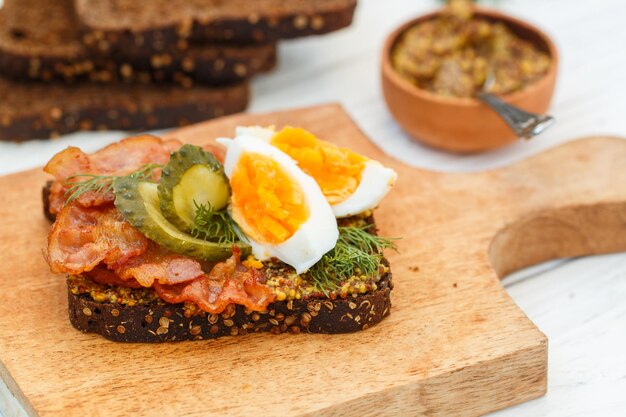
[114,177,250,261]
[158,144,230,232]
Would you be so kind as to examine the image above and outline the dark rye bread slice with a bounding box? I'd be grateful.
[0,77,249,141]
[0,0,277,85]
[76,0,357,54]
[68,268,392,343]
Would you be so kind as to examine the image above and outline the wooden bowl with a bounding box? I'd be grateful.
[381,8,559,153]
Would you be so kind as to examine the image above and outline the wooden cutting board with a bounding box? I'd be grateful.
[1,104,625,417]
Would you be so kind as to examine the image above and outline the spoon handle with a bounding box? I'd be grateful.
[476,92,555,140]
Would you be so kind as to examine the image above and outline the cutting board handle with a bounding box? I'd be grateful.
[488,137,626,277]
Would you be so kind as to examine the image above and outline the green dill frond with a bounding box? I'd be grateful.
[63,174,116,204]
[63,163,163,206]
[337,225,398,254]
[190,202,239,244]
[306,225,398,294]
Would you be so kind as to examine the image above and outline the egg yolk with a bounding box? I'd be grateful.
[230,152,309,244]
[270,127,367,205]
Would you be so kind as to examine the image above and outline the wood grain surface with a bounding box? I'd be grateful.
[0,104,624,417]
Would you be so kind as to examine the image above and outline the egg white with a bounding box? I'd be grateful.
[331,160,397,217]
[235,126,275,142]
[218,134,338,274]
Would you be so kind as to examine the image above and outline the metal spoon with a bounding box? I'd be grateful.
[476,71,555,140]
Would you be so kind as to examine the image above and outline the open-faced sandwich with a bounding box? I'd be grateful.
[42,126,397,342]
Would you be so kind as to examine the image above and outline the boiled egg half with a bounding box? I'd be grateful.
[236,126,397,218]
[217,134,338,274]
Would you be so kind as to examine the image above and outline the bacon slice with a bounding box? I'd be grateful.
[85,267,143,289]
[44,135,181,214]
[154,248,275,314]
[202,142,226,163]
[47,203,148,275]
[115,243,205,287]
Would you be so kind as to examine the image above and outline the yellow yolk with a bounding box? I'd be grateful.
[270,127,368,205]
[230,152,309,244]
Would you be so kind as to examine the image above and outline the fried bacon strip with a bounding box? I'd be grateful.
[85,267,143,289]
[47,204,148,275]
[47,205,205,287]
[115,243,206,288]
[44,135,181,214]
[202,142,226,163]
[154,248,275,314]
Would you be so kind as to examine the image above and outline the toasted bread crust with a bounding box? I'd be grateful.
[0,41,277,86]
[0,79,249,142]
[68,269,391,342]
[75,0,357,52]
[0,2,277,85]
[42,181,55,222]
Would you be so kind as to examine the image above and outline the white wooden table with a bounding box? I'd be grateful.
[1,0,625,416]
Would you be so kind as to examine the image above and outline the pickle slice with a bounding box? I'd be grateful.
[114,177,250,261]
[158,144,230,232]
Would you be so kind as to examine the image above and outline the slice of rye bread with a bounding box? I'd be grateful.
[68,267,391,342]
[40,183,392,342]
[0,77,249,142]
[75,0,357,54]
[0,0,277,85]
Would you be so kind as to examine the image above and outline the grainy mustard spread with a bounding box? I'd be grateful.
[391,0,551,97]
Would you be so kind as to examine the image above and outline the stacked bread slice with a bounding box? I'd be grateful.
[0,0,357,141]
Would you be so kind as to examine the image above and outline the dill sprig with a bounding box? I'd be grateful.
[190,202,240,244]
[306,225,398,294]
[63,163,163,206]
